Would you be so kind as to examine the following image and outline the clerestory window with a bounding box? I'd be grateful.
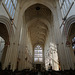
[59,0,74,18]
[4,0,17,19]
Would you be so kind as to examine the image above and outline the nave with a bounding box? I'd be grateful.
[0,0,75,74]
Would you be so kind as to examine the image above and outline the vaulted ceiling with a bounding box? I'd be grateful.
[28,20,48,47]
[25,4,52,48]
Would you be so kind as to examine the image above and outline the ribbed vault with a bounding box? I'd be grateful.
[25,4,52,48]
[25,4,52,24]
[28,20,48,47]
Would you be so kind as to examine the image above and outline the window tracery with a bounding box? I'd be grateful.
[34,45,43,62]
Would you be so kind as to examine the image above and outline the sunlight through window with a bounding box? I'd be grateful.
[34,45,43,62]
[4,0,17,18]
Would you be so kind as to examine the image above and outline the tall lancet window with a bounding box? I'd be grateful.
[34,45,43,62]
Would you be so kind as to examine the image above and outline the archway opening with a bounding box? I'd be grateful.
[24,3,58,70]
[0,23,9,64]
[25,3,51,49]
[0,37,5,62]
[68,23,75,55]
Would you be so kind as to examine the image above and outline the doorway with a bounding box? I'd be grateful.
[36,64,41,71]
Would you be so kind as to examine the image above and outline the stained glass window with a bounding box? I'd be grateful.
[34,45,43,62]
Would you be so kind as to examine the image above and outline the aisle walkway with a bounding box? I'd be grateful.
[38,72,42,75]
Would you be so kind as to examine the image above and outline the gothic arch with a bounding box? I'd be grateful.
[62,15,75,66]
[24,4,52,48]
[0,15,14,37]
[0,15,14,64]
[63,15,75,39]
[66,15,75,37]
[20,0,56,17]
